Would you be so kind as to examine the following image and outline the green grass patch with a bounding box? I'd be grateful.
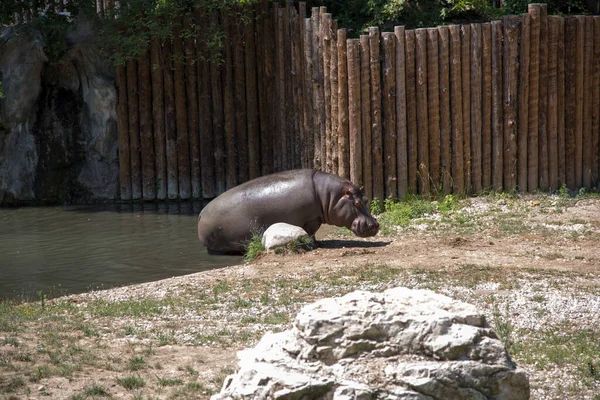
[127,356,147,371]
[0,375,26,393]
[376,194,460,233]
[117,374,145,390]
[86,298,181,318]
[244,231,265,262]
[514,326,600,387]
[157,376,183,386]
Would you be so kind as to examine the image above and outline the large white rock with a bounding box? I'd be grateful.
[212,287,530,400]
[262,223,311,251]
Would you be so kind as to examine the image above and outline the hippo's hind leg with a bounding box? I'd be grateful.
[302,219,322,248]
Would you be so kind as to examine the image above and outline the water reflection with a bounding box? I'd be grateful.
[0,202,242,300]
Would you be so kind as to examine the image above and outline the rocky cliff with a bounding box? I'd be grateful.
[0,14,118,205]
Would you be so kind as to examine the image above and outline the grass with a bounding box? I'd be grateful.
[244,231,265,262]
[117,375,145,390]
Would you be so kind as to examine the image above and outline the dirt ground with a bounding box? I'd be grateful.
[2,194,600,400]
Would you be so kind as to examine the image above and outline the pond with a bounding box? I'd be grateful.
[0,203,242,301]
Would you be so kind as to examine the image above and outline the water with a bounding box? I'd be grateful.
[0,203,242,300]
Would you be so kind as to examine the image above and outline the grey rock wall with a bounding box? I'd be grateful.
[0,14,118,205]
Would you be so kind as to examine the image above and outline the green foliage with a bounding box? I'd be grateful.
[272,236,315,255]
[117,374,145,390]
[244,231,265,262]
[0,80,4,99]
[377,194,459,232]
[320,0,593,35]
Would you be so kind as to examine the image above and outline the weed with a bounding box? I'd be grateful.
[0,376,26,393]
[491,297,514,352]
[157,376,183,386]
[117,374,145,390]
[82,384,110,397]
[128,356,147,371]
[262,312,289,325]
[244,231,265,262]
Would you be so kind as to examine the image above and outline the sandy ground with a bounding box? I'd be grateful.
[2,194,600,399]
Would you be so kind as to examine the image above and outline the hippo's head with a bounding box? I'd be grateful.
[330,185,379,237]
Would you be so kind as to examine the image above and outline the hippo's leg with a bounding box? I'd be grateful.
[302,219,322,237]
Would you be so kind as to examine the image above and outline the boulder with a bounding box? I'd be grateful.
[0,13,118,205]
[262,223,311,251]
[213,287,530,400]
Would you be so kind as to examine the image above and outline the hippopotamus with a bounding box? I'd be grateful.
[197,169,379,254]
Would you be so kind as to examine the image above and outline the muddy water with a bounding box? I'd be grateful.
[0,203,242,300]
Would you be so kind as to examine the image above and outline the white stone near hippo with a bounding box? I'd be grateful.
[212,287,530,400]
[261,223,312,251]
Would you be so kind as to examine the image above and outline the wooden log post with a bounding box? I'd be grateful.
[116,64,131,201]
[564,17,577,189]
[263,7,276,176]
[232,13,248,184]
[438,26,451,195]
[593,17,600,186]
[528,4,541,191]
[370,27,384,200]
[322,13,332,173]
[583,16,594,188]
[315,7,326,170]
[491,20,503,192]
[518,14,530,191]
[481,23,492,190]
[427,28,440,195]
[415,28,430,195]
[360,34,373,199]
[575,16,585,188]
[303,17,315,169]
[209,21,226,195]
[126,59,142,200]
[138,49,156,201]
[163,34,178,199]
[222,10,237,189]
[538,5,549,190]
[245,8,260,180]
[183,17,200,199]
[405,30,418,195]
[196,10,215,199]
[547,16,560,190]
[348,39,362,187]
[557,17,566,187]
[461,24,471,194]
[292,7,305,169]
[470,23,483,193]
[503,16,520,192]
[150,38,166,201]
[382,32,397,198]
[330,19,339,174]
[279,6,289,170]
[396,26,408,199]
[449,25,464,195]
[173,18,191,199]
[338,28,350,180]
[283,5,295,170]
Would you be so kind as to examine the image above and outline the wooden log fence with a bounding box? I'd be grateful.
[115,2,600,202]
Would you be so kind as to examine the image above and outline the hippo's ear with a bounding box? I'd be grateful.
[344,189,353,199]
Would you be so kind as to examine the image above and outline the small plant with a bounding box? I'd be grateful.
[117,374,145,390]
[128,356,147,371]
[38,291,47,310]
[370,197,384,215]
[244,231,265,262]
[491,297,514,352]
[82,384,110,397]
[157,376,183,386]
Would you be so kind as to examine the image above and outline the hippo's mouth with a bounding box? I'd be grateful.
[351,217,380,237]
